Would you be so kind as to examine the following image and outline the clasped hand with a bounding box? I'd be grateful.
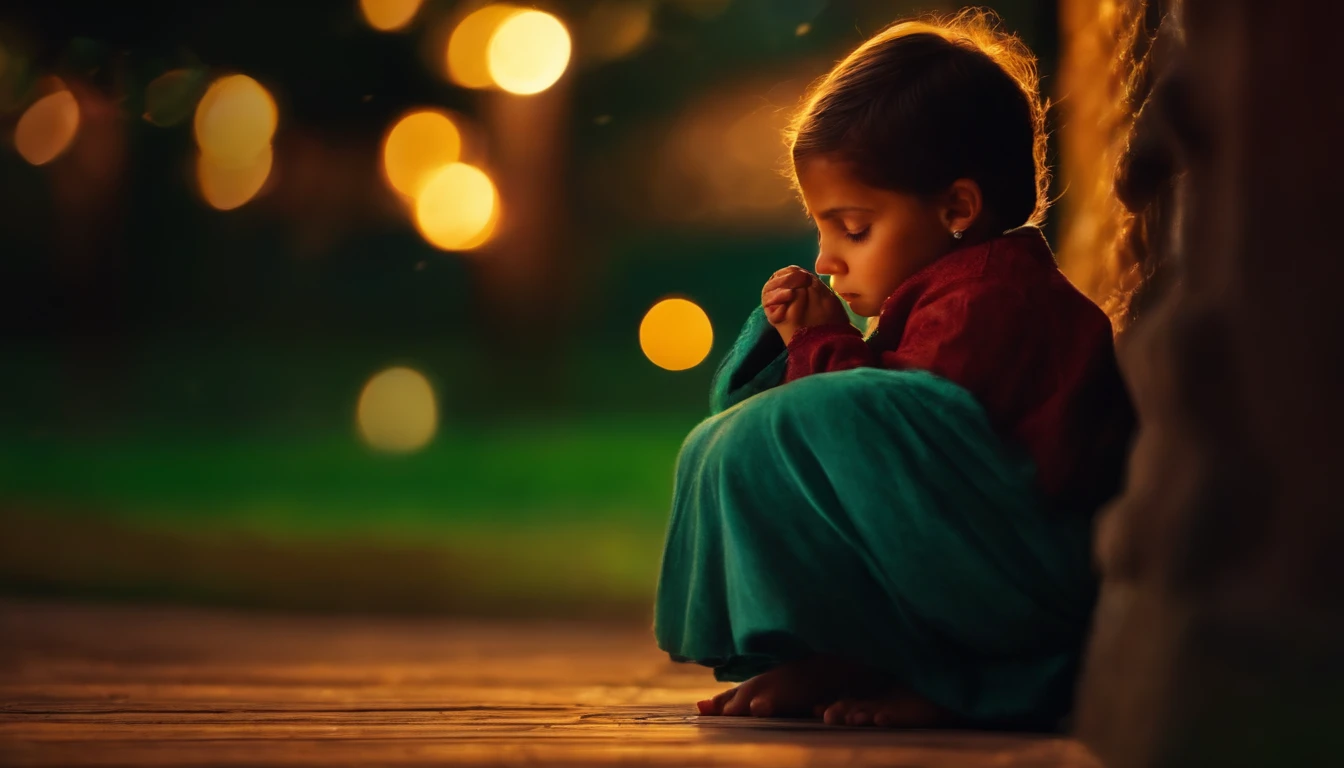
[761,266,852,344]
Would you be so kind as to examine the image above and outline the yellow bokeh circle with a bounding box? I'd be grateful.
[446,4,524,89]
[197,147,273,211]
[381,110,462,198]
[640,298,714,371]
[357,366,438,453]
[414,162,499,251]
[487,10,572,95]
[15,89,80,166]
[360,0,423,31]
[193,75,277,165]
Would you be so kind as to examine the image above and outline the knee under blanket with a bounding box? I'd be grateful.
[653,308,1100,728]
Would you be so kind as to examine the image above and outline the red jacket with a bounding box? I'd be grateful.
[785,227,1135,511]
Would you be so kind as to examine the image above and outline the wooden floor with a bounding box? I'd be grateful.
[0,599,1101,767]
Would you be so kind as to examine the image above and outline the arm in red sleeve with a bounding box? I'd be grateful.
[882,280,1044,432]
[784,322,873,382]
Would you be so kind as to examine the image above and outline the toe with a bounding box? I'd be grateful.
[721,687,754,716]
[823,700,852,726]
[748,694,775,718]
[698,687,737,716]
[870,696,943,728]
[847,708,872,726]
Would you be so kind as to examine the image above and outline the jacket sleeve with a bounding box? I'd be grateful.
[783,322,874,382]
[708,307,789,414]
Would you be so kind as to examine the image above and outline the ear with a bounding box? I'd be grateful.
[941,178,983,235]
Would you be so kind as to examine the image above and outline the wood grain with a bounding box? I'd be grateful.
[0,599,1101,767]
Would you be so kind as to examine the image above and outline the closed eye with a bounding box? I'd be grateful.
[845,227,870,243]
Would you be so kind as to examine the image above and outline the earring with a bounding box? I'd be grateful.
[952,230,964,240]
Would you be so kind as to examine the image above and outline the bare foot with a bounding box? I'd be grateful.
[696,655,893,718]
[817,687,948,728]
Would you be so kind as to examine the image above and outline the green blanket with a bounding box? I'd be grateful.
[654,308,1099,729]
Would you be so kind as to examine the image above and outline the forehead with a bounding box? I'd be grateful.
[794,155,886,216]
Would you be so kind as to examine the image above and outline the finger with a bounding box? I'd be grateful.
[762,271,810,294]
[764,304,786,324]
[784,289,809,324]
[806,281,847,322]
[763,288,797,307]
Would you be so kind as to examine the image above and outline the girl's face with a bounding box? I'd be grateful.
[796,155,955,318]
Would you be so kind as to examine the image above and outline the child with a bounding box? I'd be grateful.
[654,11,1135,730]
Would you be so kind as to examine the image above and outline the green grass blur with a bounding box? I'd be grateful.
[1,417,697,617]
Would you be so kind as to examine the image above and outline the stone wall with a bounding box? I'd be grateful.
[1074,1,1344,765]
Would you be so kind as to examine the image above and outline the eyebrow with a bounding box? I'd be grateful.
[814,206,874,221]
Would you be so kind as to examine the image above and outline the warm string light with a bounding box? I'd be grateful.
[487,10,572,95]
[446,5,525,89]
[15,88,79,166]
[357,367,439,453]
[196,146,273,211]
[193,74,277,210]
[19,5,709,405]
[447,5,571,95]
[414,162,499,251]
[359,0,424,32]
[381,110,462,198]
[640,299,715,371]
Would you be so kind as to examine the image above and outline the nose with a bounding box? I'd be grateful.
[815,249,845,277]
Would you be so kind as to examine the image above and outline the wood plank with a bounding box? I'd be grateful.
[0,599,1102,767]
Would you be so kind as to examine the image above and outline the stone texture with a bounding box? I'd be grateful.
[1075,1,1344,766]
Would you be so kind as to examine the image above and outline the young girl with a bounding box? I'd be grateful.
[654,11,1135,730]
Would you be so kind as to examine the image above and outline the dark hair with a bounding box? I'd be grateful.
[787,10,1050,232]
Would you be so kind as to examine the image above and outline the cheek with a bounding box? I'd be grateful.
[867,229,915,272]
[877,223,941,271]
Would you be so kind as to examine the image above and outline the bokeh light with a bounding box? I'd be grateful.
[414,162,499,251]
[359,0,423,31]
[640,299,714,371]
[356,367,439,454]
[488,10,572,95]
[381,110,462,198]
[193,75,277,165]
[582,1,653,62]
[15,89,79,166]
[446,4,523,89]
[197,146,273,211]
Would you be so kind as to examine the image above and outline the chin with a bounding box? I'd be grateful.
[847,299,879,318]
